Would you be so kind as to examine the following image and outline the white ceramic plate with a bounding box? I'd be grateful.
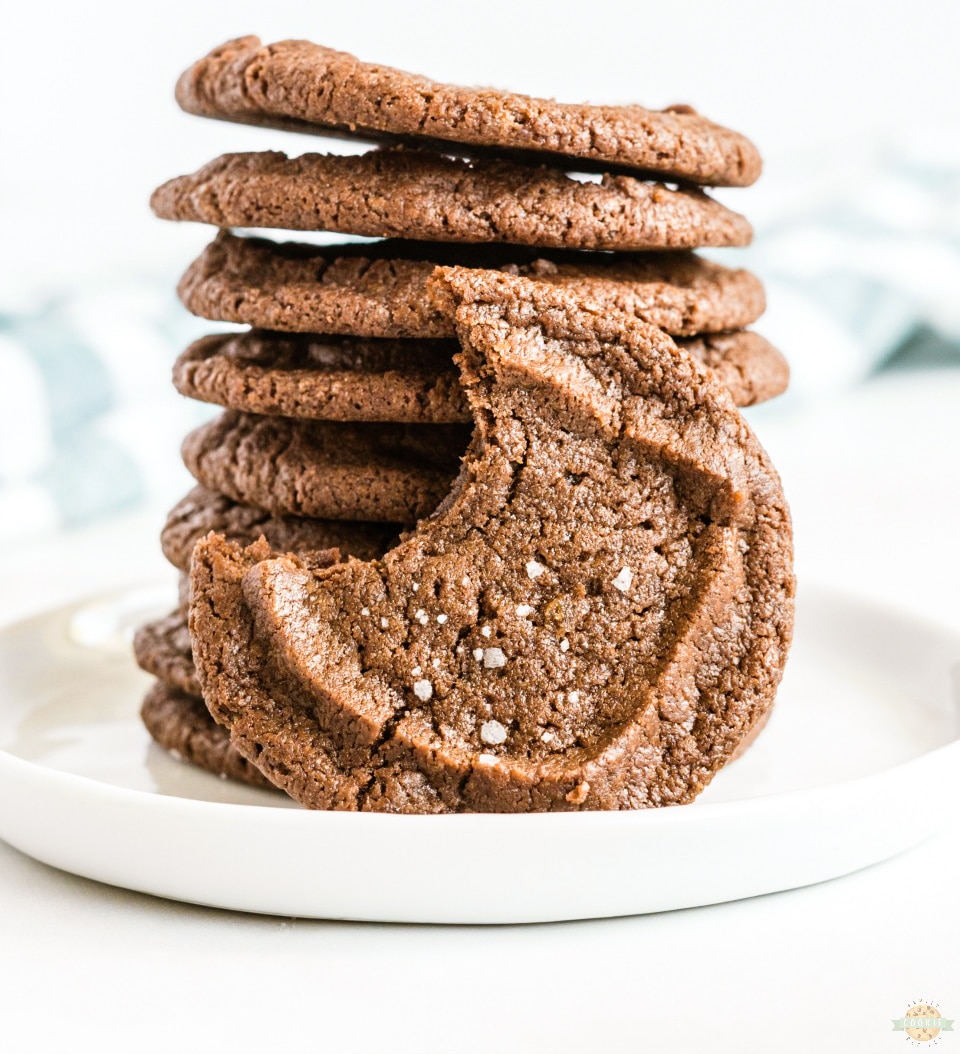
[0,583,957,924]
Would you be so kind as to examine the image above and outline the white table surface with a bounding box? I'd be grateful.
[1,369,958,1053]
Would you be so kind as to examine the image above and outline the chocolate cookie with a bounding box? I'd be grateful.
[151,150,753,251]
[161,485,401,571]
[141,680,276,789]
[175,36,761,187]
[188,269,794,813]
[133,609,200,696]
[174,332,466,423]
[181,412,469,522]
[179,232,765,340]
[678,331,789,407]
[174,328,786,422]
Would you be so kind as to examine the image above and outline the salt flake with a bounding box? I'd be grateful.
[480,720,507,745]
[612,567,633,593]
[483,647,507,669]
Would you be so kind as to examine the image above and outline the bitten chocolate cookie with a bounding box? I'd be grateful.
[134,609,200,696]
[141,681,276,789]
[174,328,787,422]
[161,485,401,571]
[179,232,765,340]
[188,269,794,813]
[175,36,762,187]
[151,150,753,251]
[181,412,469,522]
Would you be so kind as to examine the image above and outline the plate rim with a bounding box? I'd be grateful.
[0,576,958,829]
[0,728,958,827]
[2,581,959,921]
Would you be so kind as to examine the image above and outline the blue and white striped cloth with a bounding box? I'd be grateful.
[3,136,959,542]
[0,281,213,542]
[732,131,960,405]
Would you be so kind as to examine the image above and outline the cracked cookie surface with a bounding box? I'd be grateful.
[173,327,786,422]
[175,36,761,187]
[161,485,401,571]
[141,681,277,789]
[151,150,752,251]
[177,232,766,340]
[181,412,469,522]
[189,269,794,812]
[134,609,200,697]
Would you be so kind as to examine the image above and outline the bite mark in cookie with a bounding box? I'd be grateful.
[189,269,794,812]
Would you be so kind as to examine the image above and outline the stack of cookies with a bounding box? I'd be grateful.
[135,36,794,810]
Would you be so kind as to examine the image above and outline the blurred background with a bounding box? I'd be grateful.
[2,0,959,625]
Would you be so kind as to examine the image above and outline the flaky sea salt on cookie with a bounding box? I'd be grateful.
[188,270,794,813]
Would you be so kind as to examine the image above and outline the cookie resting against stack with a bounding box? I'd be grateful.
[136,35,794,809]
